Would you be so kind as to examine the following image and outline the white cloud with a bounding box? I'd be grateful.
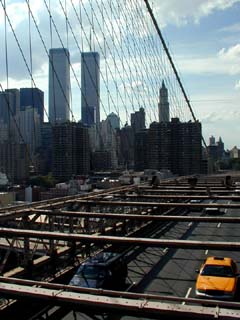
[219,23,240,33]
[175,44,240,78]
[235,80,240,90]
[202,109,240,123]
[218,44,240,60]
[153,0,240,27]
[198,0,239,16]
[0,2,27,29]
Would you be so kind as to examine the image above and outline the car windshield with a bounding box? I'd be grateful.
[201,265,234,277]
[77,265,106,280]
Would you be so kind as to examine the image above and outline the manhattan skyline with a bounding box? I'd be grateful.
[0,1,239,148]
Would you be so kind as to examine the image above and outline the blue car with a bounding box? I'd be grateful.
[69,252,127,289]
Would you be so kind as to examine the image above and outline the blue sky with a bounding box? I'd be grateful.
[0,0,239,149]
[154,0,240,149]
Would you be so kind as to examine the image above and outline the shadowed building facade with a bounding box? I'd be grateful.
[81,52,100,127]
[52,123,90,181]
[49,48,70,124]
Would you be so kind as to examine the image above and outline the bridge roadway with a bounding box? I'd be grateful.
[11,205,240,318]
[1,176,240,319]
[55,198,240,320]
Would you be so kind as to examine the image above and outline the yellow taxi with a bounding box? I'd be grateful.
[195,256,238,299]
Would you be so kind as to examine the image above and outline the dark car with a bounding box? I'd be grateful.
[69,251,127,289]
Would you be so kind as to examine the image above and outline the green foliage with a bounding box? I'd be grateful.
[231,159,240,170]
[217,159,240,171]
[30,174,56,188]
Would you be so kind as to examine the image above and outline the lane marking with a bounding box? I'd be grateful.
[217,222,221,228]
[163,247,168,253]
[188,222,193,227]
[224,200,231,214]
[182,287,192,305]
[205,249,208,255]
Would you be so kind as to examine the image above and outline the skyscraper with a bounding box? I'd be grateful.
[131,107,145,133]
[119,124,135,168]
[107,112,120,130]
[49,48,70,124]
[52,122,90,181]
[0,90,19,142]
[0,90,18,125]
[158,80,169,123]
[81,52,100,127]
[5,89,20,116]
[209,135,216,146]
[20,88,44,122]
[147,118,202,175]
[16,106,41,155]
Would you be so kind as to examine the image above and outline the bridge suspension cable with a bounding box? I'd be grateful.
[143,0,207,148]
[0,0,204,178]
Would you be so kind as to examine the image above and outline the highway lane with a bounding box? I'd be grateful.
[120,201,240,319]
[24,199,240,320]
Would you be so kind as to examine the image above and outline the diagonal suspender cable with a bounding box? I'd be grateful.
[143,0,207,148]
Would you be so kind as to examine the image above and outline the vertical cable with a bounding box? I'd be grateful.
[65,0,69,49]
[48,0,56,123]
[3,0,9,90]
[65,0,73,122]
[27,0,37,165]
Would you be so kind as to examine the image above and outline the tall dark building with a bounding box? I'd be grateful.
[158,80,169,123]
[75,124,90,175]
[49,48,70,124]
[207,136,225,160]
[131,108,145,133]
[91,150,111,171]
[170,118,202,175]
[5,89,20,116]
[119,124,134,168]
[52,122,90,181]
[0,142,29,183]
[147,118,202,175]
[81,52,100,127]
[217,137,224,159]
[20,88,44,122]
[147,121,171,170]
[106,112,120,130]
[0,91,15,126]
[39,122,53,175]
[134,129,148,171]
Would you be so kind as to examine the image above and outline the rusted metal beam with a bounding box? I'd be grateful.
[137,188,235,194]
[3,246,72,278]
[28,210,240,223]
[1,227,240,250]
[0,185,134,214]
[124,194,240,200]
[159,183,228,187]
[1,276,240,309]
[141,185,229,190]
[0,281,240,319]
[76,199,240,208]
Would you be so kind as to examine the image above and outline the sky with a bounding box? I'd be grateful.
[0,0,239,149]
[153,0,240,149]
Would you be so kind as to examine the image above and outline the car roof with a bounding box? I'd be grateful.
[83,252,121,267]
[204,256,233,266]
